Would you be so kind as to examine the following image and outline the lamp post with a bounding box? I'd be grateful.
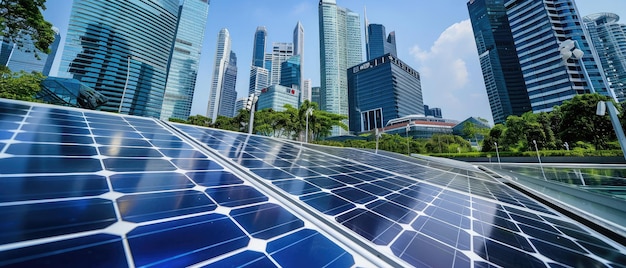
[305,107,313,143]
[533,140,547,181]
[564,142,569,151]
[494,142,501,169]
[245,93,258,135]
[405,124,410,155]
[375,128,380,154]
[559,39,595,94]
[118,55,131,113]
[597,101,626,160]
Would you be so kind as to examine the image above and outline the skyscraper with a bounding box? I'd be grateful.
[219,51,238,118]
[467,0,531,124]
[252,26,267,68]
[280,55,301,90]
[348,54,423,133]
[505,0,613,112]
[207,28,232,121]
[365,23,397,60]
[293,22,305,95]
[58,0,180,118]
[270,42,294,86]
[584,13,626,102]
[257,85,300,112]
[249,66,269,95]
[319,0,363,136]
[160,0,210,120]
[302,79,312,103]
[1,27,60,76]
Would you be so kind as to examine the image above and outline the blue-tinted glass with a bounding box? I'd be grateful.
[267,229,355,268]
[230,203,304,239]
[171,159,223,171]
[366,200,417,224]
[0,121,20,131]
[117,190,216,222]
[0,130,13,139]
[15,132,94,144]
[251,168,294,180]
[0,157,101,174]
[188,170,243,187]
[1,199,116,244]
[205,186,268,207]
[103,158,176,172]
[300,192,355,215]
[0,234,128,267]
[6,143,97,156]
[336,209,402,245]
[392,231,471,268]
[0,174,108,202]
[111,172,194,193]
[127,214,249,267]
[99,146,163,157]
[201,251,276,268]
[272,179,321,195]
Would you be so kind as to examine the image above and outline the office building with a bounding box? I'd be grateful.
[280,55,301,90]
[348,53,423,133]
[269,42,294,86]
[252,26,267,68]
[58,0,180,118]
[311,86,321,105]
[319,0,363,136]
[207,28,232,121]
[293,22,305,95]
[302,79,312,103]
[467,0,531,124]
[160,0,210,120]
[219,51,237,118]
[505,0,613,112]
[365,23,397,60]
[257,85,300,112]
[234,98,246,114]
[249,66,270,95]
[584,12,626,102]
[424,104,443,118]
[1,27,60,76]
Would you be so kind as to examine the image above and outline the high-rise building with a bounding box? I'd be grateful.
[234,98,246,115]
[505,0,613,112]
[1,27,60,76]
[293,21,305,97]
[467,0,531,124]
[249,66,270,95]
[257,85,300,112]
[280,55,301,90]
[207,28,232,121]
[219,51,238,118]
[311,86,321,105]
[58,0,180,118]
[319,0,363,136]
[270,42,294,86]
[302,79,312,103]
[365,23,396,60]
[424,105,443,118]
[584,13,626,102]
[348,53,423,133]
[252,26,267,68]
[160,0,210,120]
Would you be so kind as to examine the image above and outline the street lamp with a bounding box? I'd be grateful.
[559,39,595,94]
[245,93,259,134]
[375,128,382,154]
[118,55,131,113]
[597,101,626,160]
[405,123,410,155]
[494,142,501,169]
[305,107,313,143]
[533,140,547,181]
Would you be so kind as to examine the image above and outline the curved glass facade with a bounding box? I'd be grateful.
[58,0,179,118]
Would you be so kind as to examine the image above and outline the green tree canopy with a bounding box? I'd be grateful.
[556,93,616,150]
[1,0,55,56]
[0,67,45,101]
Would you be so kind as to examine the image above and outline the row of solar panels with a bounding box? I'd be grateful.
[1,98,625,267]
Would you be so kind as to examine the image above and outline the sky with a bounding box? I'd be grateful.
[42,0,626,124]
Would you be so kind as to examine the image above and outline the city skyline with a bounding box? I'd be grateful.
[42,0,626,124]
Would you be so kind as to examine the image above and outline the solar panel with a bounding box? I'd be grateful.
[2,98,626,267]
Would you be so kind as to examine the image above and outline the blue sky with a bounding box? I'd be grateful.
[43,0,626,123]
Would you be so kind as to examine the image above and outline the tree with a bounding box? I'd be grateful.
[557,93,615,149]
[187,115,211,127]
[1,0,56,56]
[0,67,45,101]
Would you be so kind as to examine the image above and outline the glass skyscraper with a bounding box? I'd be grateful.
[584,13,626,102]
[319,0,363,136]
[269,42,294,86]
[252,26,267,68]
[505,0,613,112]
[160,0,210,120]
[249,66,269,95]
[366,23,397,61]
[467,0,531,124]
[1,27,60,76]
[207,28,232,121]
[58,0,180,118]
[219,51,238,118]
[280,55,301,90]
[348,54,423,133]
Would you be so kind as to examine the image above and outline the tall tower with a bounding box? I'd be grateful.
[505,0,613,112]
[252,26,267,68]
[467,0,530,124]
[366,24,397,60]
[585,13,626,102]
[270,42,294,86]
[161,0,210,120]
[293,21,305,93]
[319,0,363,136]
[58,0,179,118]
[207,28,232,121]
[219,51,238,118]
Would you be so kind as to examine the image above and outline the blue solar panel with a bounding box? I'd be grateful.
[2,98,626,267]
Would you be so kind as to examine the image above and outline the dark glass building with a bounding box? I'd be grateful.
[280,55,301,90]
[348,53,423,133]
[252,26,267,68]
[467,0,531,124]
[366,23,397,61]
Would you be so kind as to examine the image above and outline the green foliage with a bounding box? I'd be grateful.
[556,93,616,150]
[1,0,55,57]
[0,68,45,101]
[168,118,187,123]
[186,114,212,127]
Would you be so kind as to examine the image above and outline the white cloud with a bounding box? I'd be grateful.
[409,19,492,123]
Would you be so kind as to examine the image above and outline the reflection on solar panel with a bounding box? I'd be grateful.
[1,98,625,267]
